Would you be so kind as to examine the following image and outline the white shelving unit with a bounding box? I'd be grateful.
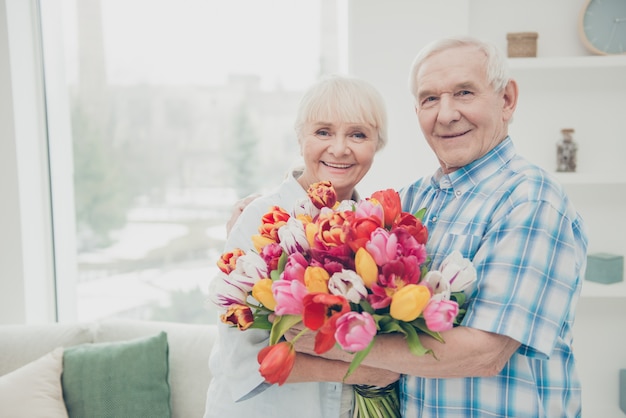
[508,55,626,273]
[508,53,626,417]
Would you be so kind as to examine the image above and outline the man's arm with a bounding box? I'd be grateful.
[286,352,400,386]
[290,325,520,378]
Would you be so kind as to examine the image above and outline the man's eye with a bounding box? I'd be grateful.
[420,96,437,107]
[456,90,472,96]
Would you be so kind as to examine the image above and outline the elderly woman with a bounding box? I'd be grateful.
[203,75,398,418]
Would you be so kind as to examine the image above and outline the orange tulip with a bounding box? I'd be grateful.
[257,341,296,385]
[307,181,337,209]
[217,248,244,274]
[220,304,254,330]
[257,206,290,241]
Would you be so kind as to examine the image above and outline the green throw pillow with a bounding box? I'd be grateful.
[62,332,171,418]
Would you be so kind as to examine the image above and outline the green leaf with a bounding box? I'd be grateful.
[270,252,288,281]
[250,315,272,330]
[359,299,375,314]
[411,317,445,343]
[344,338,375,380]
[414,207,427,221]
[269,314,302,345]
[398,321,432,357]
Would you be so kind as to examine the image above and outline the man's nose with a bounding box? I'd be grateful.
[437,95,461,124]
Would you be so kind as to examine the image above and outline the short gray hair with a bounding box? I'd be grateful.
[294,74,388,151]
[408,36,511,103]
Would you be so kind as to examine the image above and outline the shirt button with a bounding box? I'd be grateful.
[455,190,462,197]
[431,216,438,223]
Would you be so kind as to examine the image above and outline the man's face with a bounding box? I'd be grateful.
[414,45,516,174]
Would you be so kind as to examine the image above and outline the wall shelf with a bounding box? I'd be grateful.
[581,279,626,299]
[552,173,626,186]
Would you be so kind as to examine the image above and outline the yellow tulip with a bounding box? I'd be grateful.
[252,234,275,253]
[390,284,431,322]
[252,278,277,310]
[355,247,378,288]
[304,266,330,293]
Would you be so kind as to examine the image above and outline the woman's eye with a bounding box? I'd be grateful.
[351,132,366,140]
[316,129,331,137]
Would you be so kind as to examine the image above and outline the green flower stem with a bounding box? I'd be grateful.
[352,382,400,418]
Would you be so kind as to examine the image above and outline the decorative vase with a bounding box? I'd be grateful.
[556,128,577,172]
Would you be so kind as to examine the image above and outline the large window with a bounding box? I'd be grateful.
[40,0,344,323]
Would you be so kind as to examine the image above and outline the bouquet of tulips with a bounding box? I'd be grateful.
[209,181,476,418]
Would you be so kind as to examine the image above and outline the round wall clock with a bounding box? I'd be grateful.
[578,0,626,55]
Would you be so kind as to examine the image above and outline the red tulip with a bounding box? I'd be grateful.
[257,342,296,385]
[393,212,428,245]
[371,189,402,228]
[302,293,350,330]
[302,293,350,354]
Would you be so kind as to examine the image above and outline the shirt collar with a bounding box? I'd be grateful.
[430,136,516,194]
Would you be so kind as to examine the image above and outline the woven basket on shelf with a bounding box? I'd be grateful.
[506,32,538,57]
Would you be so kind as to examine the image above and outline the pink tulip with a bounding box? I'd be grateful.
[354,199,384,225]
[423,299,459,332]
[272,279,308,315]
[365,228,396,265]
[282,252,308,283]
[334,311,377,352]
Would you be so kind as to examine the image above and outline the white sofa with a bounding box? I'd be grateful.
[0,318,216,418]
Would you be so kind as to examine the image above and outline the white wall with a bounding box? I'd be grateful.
[349,0,591,197]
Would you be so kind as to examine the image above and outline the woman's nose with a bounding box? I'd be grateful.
[328,136,350,155]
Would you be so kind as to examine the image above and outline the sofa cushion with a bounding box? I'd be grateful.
[94,319,215,418]
[0,347,68,418]
[0,322,93,376]
[62,332,170,418]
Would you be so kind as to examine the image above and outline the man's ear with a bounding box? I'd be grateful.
[502,79,518,122]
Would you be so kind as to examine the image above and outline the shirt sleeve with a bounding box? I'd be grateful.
[462,199,586,358]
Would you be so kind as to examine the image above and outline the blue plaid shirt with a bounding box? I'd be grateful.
[399,137,587,417]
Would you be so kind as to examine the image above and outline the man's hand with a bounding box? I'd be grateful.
[226,193,261,235]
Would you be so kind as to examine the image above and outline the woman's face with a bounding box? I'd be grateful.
[297,119,378,200]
